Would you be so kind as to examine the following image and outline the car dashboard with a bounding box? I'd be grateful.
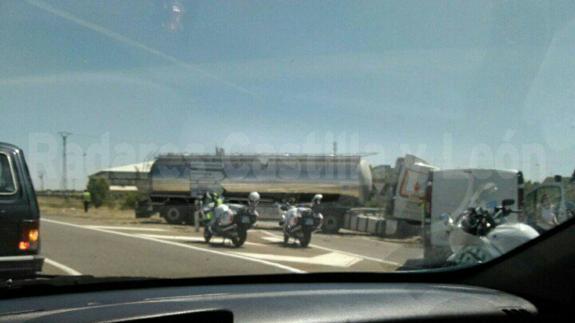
[0,283,537,322]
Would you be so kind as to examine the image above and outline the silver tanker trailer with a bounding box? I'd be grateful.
[136,153,373,233]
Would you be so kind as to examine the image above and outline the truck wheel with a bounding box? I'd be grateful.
[164,206,185,224]
[321,214,340,234]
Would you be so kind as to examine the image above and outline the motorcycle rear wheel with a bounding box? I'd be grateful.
[232,229,247,247]
[204,228,212,243]
[300,229,312,247]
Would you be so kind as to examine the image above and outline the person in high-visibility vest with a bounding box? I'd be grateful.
[202,192,223,221]
[82,190,92,213]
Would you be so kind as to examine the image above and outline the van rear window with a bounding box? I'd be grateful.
[0,153,17,194]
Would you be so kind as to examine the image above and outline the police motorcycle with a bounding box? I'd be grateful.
[442,183,539,266]
[203,192,260,248]
[278,194,324,247]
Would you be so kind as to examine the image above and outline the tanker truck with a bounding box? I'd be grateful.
[135,153,373,233]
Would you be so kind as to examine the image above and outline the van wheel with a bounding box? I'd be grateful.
[164,206,185,224]
[321,214,340,234]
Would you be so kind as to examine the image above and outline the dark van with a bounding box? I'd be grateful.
[0,142,43,277]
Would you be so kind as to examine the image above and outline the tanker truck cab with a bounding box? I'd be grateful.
[422,168,524,267]
[0,143,43,278]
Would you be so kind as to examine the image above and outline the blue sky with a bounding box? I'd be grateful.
[1,0,575,189]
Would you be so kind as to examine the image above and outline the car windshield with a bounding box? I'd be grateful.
[1,0,574,280]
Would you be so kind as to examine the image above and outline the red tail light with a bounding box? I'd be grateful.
[19,220,39,251]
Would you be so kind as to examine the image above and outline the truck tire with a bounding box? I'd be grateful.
[163,206,186,224]
[321,214,341,234]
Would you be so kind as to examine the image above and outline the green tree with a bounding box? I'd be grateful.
[87,177,109,208]
[524,180,540,194]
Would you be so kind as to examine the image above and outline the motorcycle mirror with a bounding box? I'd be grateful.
[502,199,515,207]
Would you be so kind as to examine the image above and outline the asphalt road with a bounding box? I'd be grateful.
[40,215,422,278]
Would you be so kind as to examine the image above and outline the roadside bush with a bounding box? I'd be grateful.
[87,177,109,208]
[120,192,143,210]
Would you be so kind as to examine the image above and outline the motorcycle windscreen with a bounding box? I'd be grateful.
[286,209,300,226]
[430,170,519,248]
[214,205,234,226]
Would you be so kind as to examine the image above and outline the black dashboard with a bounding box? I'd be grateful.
[0,283,537,322]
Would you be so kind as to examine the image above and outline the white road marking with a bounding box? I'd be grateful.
[85,226,167,232]
[261,231,401,267]
[233,251,361,268]
[42,218,305,274]
[44,258,83,276]
[262,236,283,243]
[138,234,266,247]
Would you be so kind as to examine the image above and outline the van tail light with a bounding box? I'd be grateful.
[19,220,40,252]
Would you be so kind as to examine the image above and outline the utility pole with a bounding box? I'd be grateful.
[38,171,45,191]
[58,131,72,196]
[333,141,338,156]
[82,152,87,188]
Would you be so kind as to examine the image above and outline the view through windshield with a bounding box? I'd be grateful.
[1,0,574,279]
